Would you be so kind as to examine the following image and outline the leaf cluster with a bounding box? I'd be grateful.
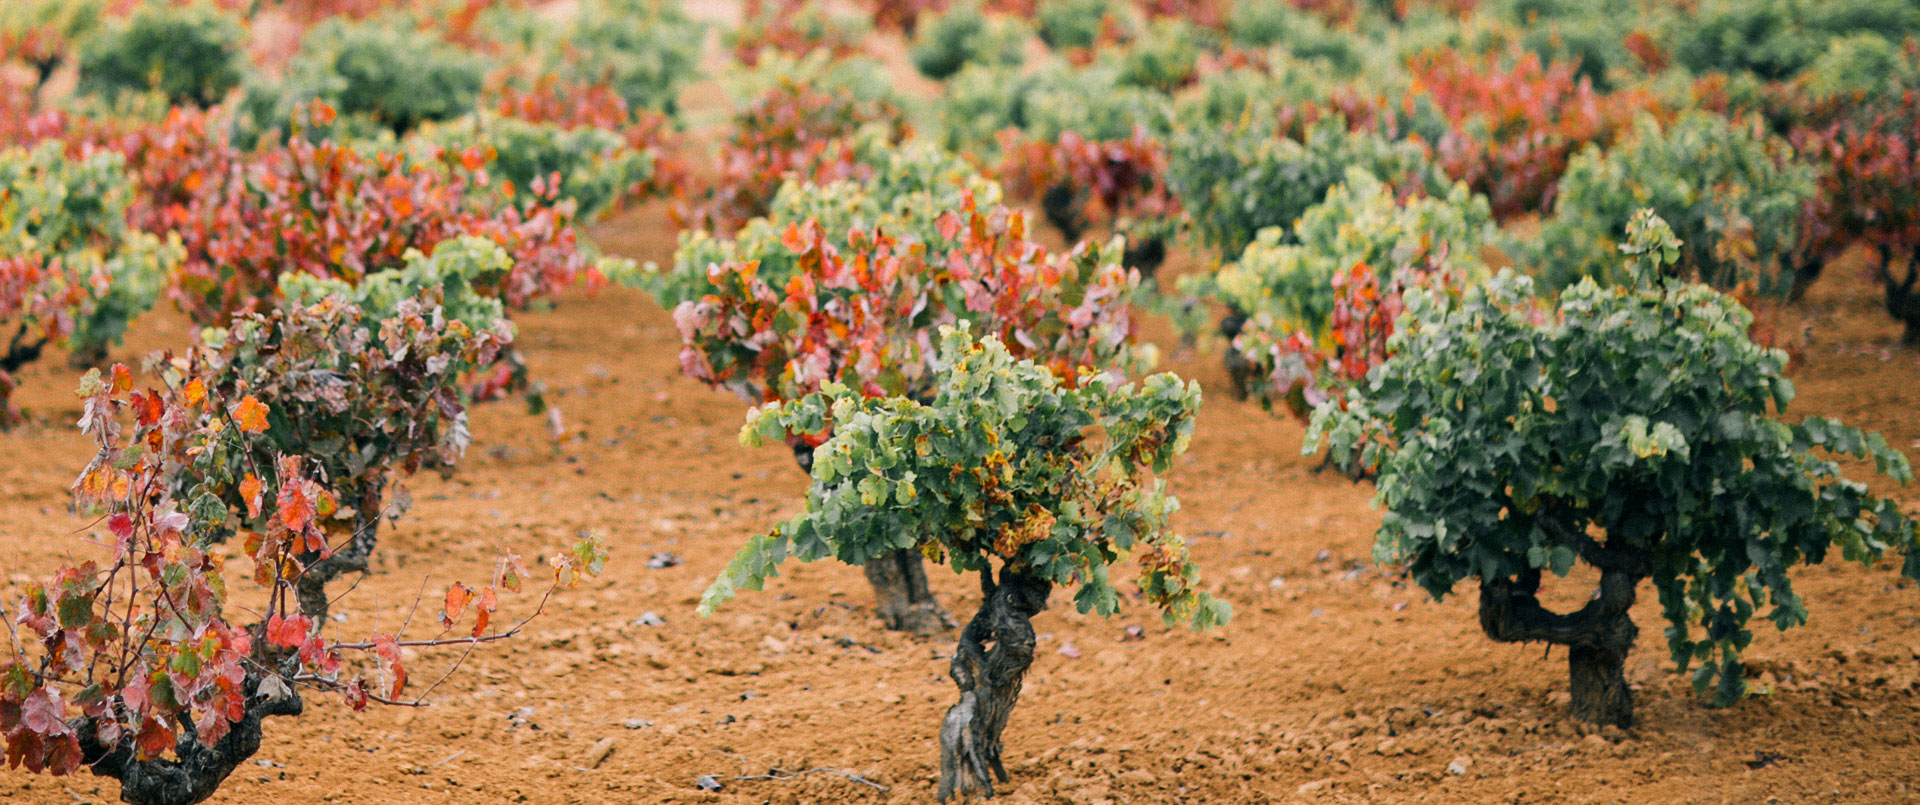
[240,15,489,143]
[76,1,246,109]
[909,2,1031,81]
[1533,112,1814,296]
[1166,115,1447,258]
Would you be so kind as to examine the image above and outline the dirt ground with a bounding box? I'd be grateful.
[7,9,1920,805]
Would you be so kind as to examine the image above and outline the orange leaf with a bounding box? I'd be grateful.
[441,582,474,628]
[182,378,206,407]
[232,396,269,433]
[240,474,264,519]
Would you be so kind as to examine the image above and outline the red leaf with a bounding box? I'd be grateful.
[266,614,310,649]
[135,716,173,759]
[107,514,134,542]
[441,582,473,628]
[20,687,63,735]
[46,732,82,775]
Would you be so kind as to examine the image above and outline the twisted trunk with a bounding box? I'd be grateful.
[792,443,953,635]
[296,481,384,623]
[1040,184,1086,244]
[1783,251,1823,303]
[1,324,49,430]
[76,672,303,805]
[1479,562,1643,727]
[1218,312,1253,402]
[1872,243,1920,348]
[938,567,1050,802]
[67,340,110,371]
[2,323,48,375]
[1122,236,1166,280]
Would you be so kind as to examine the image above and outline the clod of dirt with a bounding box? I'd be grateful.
[586,738,616,769]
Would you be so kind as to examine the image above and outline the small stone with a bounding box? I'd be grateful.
[1447,756,1472,776]
[694,774,723,792]
[586,738,616,768]
[1297,778,1333,794]
[1116,769,1156,785]
[621,718,652,730]
[632,612,666,627]
[1058,642,1081,659]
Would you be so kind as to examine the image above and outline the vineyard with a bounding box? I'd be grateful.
[3,0,1920,802]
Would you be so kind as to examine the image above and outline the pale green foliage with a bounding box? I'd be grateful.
[423,116,655,221]
[1534,113,1814,296]
[565,0,703,115]
[1035,0,1121,51]
[1802,33,1920,105]
[910,2,1030,80]
[0,144,178,355]
[1311,211,1920,707]
[723,49,897,109]
[702,326,1229,630]
[281,236,512,334]
[241,16,488,143]
[939,60,1172,159]
[1167,116,1446,257]
[1109,18,1205,93]
[1185,168,1493,338]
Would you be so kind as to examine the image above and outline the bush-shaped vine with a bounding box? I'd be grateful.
[1,0,102,98]
[563,0,703,116]
[1534,112,1814,297]
[173,237,518,621]
[1311,211,1920,727]
[243,16,488,141]
[0,143,179,425]
[1186,168,1493,417]
[1035,0,1123,52]
[424,115,656,222]
[76,1,245,109]
[1790,86,1920,343]
[0,271,600,803]
[702,325,1228,799]
[1167,115,1447,258]
[909,2,1030,81]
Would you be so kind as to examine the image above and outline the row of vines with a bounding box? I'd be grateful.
[4,0,1920,802]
